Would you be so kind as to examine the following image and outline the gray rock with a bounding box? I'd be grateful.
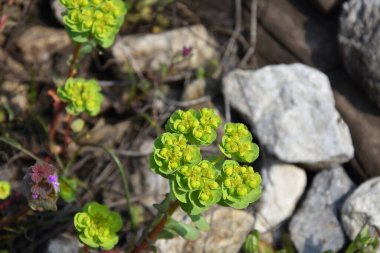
[156,207,254,253]
[182,79,207,101]
[339,0,380,108]
[341,177,380,240]
[16,26,71,63]
[289,167,355,253]
[0,81,28,116]
[254,160,306,234]
[47,234,79,253]
[112,25,219,76]
[223,64,354,169]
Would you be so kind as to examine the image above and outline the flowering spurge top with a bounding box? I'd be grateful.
[219,160,261,209]
[74,202,122,250]
[165,108,221,145]
[219,123,260,163]
[57,78,104,116]
[150,133,201,178]
[60,0,127,47]
[22,162,60,211]
[150,108,262,216]
[0,180,11,200]
[171,160,222,215]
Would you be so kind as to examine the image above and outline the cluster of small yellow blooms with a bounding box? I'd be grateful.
[219,123,259,163]
[0,180,11,200]
[178,161,220,203]
[166,108,221,145]
[60,0,127,47]
[150,133,201,177]
[221,160,261,200]
[74,202,122,250]
[151,108,261,215]
[57,78,104,116]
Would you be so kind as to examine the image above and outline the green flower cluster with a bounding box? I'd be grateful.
[57,78,104,116]
[165,108,221,145]
[74,202,122,250]
[150,133,201,177]
[0,180,11,200]
[219,123,259,163]
[220,160,261,209]
[172,160,222,215]
[60,0,127,47]
[151,108,262,215]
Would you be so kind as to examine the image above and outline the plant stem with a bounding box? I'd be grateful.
[130,199,180,253]
[67,42,82,78]
[48,42,82,149]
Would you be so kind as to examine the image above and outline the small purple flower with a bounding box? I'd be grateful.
[31,163,53,183]
[48,175,60,191]
[182,46,192,58]
[22,162,60,212]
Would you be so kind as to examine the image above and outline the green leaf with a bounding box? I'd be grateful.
[157,227,178,240]
[153,192,176,213]
[170,178,187,203]
[59,177,78,202]
[165,217,201,241]
[189,214,210,231]
[66,29,90,43]
[79,40,97,54]
[243,230,260,253]
[345,225,379,253]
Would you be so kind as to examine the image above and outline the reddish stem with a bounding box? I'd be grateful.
[130,200,180,253]
[0,14,8,33]
[48,90,64,142]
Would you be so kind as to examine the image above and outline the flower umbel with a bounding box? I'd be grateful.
[219,160,262,209]
[165,108,221,145]
[219,123,259,163]
[22,162,60,211]
[171,160,222,215]
[57,78,104,116]
[60,0,127,47]
[74,202,123,250]
[0,180,11,200]
[150,133,201,178]
[150,108,262,217]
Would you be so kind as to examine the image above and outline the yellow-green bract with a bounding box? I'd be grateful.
[165,108,221,146]
[150,133,202,178]
[57,78,104,116]
[74,202,122,250]
[219,123,260,163]
[171,160,222,215]
[60,0,127,48]
[219,160,262,209]
[0,180,11,200]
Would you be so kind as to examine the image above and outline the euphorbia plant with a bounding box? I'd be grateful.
[128,108,262,252]
[74,202,123,250]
